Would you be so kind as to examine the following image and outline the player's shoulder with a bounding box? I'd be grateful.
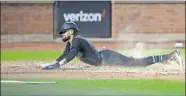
[73,35,87,41]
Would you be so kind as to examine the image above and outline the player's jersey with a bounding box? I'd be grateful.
[56,34,172,67]
[56,35,102,66]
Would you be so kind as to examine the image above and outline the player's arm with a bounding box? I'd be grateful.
[58,38,80,66]
[48,47,78,68]
[40,43,70,70]
[56,43,70,62]
[58,47,78,66]
[40,38,80,70]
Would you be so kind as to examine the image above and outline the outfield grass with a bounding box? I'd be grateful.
[1,78,185,96]
[1,48,185,61]
[1,50,61,61]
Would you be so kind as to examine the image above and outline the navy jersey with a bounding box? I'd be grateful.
[56,35,102,66]
[56,34,172,67]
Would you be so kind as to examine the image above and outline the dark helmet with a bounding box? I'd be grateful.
[58,22,79,35]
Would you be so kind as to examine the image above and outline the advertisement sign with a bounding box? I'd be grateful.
[54,1,111,38]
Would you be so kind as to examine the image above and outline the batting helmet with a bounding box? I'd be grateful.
[58,22,79,35]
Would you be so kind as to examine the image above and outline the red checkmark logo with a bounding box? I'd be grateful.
[101,10,106,19]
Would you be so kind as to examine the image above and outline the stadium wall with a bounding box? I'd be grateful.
[1,1,185,48]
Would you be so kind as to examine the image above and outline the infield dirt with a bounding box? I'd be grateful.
[1,42,185,81]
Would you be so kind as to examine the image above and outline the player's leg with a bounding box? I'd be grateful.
[134,50,183,67]
[99,49,183,67]
[133,54,169,67]
[99,49,132,66]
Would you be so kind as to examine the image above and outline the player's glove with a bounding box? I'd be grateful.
[40,61,60,70]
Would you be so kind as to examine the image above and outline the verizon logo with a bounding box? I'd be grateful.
[63,10,106,22]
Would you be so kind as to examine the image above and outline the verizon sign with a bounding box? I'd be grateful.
[63,10,106,22]
[54,1,111,38]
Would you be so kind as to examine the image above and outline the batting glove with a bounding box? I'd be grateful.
[40,61,60,70]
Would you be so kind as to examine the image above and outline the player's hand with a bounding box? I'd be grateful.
[40,61,60,70]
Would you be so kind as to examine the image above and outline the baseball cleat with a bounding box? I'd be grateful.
[170,50,184,69]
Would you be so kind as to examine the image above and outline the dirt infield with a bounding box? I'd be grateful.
[1,42,185,81]
[1,61,185,81]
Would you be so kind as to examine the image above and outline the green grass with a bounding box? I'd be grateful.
[1,50,81,62]
[1,78,185,96]
[1,48,185,61]
[1,50,61,61]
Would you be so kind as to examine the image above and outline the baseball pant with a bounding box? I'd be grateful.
[99,49,170,66]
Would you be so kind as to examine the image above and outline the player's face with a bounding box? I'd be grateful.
[61,29,74,42]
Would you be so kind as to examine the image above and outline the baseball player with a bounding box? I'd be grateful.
[40,22,183,70]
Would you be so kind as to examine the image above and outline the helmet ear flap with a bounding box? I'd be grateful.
[59,31,63,35]
[72,28,78,34]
